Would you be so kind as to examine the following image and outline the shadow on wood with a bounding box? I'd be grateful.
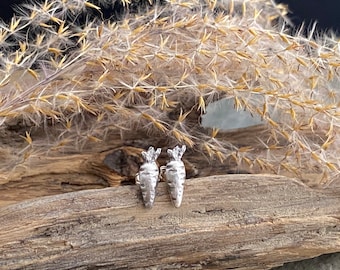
[0,174,339,269]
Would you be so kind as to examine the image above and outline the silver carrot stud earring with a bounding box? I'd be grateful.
[163,145,186,208]
[135,146,162,208]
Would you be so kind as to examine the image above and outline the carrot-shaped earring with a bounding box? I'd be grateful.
[163,145,186,208]
[135,146,161,208]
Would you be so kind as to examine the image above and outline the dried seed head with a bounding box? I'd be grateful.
[1,0,340,186]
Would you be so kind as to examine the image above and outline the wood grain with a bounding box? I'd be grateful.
[0,174,339,269]
[0,124,326,208]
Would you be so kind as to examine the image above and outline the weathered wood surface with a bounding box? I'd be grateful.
[0,127,258,207]
[0,125,325,208]
[0,174,339,270]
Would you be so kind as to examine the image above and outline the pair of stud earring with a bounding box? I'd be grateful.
[135,145,186,208]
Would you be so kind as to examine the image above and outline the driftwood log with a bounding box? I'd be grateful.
[0,126,340,269]
[0,175,340,269]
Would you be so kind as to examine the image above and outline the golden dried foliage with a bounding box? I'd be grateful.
[0,0,339,184]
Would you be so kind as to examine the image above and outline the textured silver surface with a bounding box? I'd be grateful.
[164,145,186,208]
[135,146,161,208]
